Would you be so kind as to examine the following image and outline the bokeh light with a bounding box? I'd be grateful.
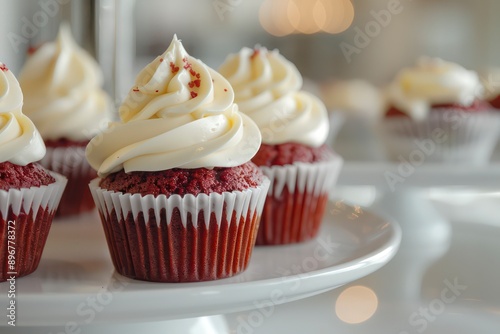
[259,0,295,36]
[335,285,379,324]
[260,0,355,36]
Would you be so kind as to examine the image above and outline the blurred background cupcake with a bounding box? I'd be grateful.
[86,36,269,283]
[19,23,112,217]
[0,62,66,281]
[320,79,386,161]
[481,67,500,109]
[219,46,343,245]
[377,57,499,164]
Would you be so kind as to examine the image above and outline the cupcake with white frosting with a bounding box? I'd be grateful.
[86,36,269,282]
[0,62,66,281]
[481,67,500,109]
[19,23,112,216]
[385,57,490,119]
[219,47,343,245]
[378,57,498,164]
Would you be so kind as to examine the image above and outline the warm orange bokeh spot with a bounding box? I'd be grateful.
[260,0,355,36]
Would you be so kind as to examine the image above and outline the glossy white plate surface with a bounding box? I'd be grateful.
[0,202,400,327]
[225,189,500,333]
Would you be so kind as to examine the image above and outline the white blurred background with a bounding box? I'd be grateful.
[1,0,499,102]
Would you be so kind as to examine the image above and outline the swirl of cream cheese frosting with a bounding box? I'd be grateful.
[86,35,261,177]
[0,62,45,165]
[218,47,329,147]
[19,23,111,141]
[386,57,483,120]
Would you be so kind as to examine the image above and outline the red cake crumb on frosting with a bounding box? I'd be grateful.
[99,162,264,197]
[45,138,89,148]
[0,162,55,190]
[251,143,333,167]
[385,100,492,118]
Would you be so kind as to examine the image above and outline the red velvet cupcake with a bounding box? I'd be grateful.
[0,62,66,282]
[19,24,111,217]
[0,163,66,282]
[39,139,97,217]
[219,47,343,245]
[489,95,500,109]
[90,163,266,282]
[86,36,268,282]
[378,57,499,164]
[482,68,500,109]
[251,144,340,245]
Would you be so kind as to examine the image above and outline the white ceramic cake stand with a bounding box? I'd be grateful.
[0,202,401,334]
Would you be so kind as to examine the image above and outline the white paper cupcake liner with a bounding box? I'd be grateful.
[0,172,67,220]
[89,177,270,282]
[39,146,90,177]
[376,110,500,164]
[39,146,97,216]
[0,171,67,281]
[256,156,343,245]
[260,156,343,198]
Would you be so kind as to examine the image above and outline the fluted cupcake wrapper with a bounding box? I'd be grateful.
[89,177,270,282]
[39,146,97,217]
[376,110,500,164]
[256,157,343,245]
[0,172,67,281]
